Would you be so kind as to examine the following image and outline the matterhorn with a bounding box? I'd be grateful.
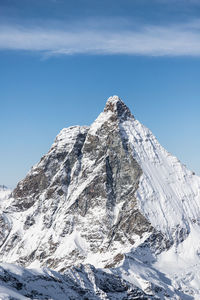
[0,96,200,299]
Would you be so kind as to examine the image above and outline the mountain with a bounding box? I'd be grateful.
[0,185,11,203]
[0,96,200,299]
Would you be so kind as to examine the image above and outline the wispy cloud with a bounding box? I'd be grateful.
[1,20,200,57]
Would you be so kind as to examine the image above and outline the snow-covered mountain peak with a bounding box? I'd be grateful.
[88,95,133,136]
[1,96,200,298]
[107,95,120,101]
[104,95,133,120]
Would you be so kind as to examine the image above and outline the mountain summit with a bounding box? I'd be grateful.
[104,95,133,120]
[1,96,200,299]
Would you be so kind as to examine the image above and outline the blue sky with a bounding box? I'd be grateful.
[1,0,200,187]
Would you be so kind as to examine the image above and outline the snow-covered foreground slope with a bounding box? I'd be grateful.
[0,96,200,299]
[0,262,155,300]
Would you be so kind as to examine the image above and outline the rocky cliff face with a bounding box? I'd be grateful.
[1,96,200,299]
[1,97,153,271]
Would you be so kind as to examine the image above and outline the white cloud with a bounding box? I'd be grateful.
[1,20,200,57]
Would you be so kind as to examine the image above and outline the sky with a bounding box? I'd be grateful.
[1,0,200,188]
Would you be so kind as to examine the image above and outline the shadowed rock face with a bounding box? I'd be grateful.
[0,96,153,270]
[0,215,11,248]
[12,127,88,210]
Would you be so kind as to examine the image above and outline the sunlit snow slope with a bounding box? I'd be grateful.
[122,117,200,236]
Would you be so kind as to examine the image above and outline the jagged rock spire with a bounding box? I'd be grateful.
[104,95,133,121]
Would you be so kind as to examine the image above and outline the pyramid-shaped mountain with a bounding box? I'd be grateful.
[1,96,200,299]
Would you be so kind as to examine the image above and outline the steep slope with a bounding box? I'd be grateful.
[0,96,200,299]
[119,117,200,297]
[0,97,153,271]
[122,119,200,238]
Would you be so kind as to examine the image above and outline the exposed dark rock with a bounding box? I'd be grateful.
[0,97,154,269]
[0,214,11,247]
